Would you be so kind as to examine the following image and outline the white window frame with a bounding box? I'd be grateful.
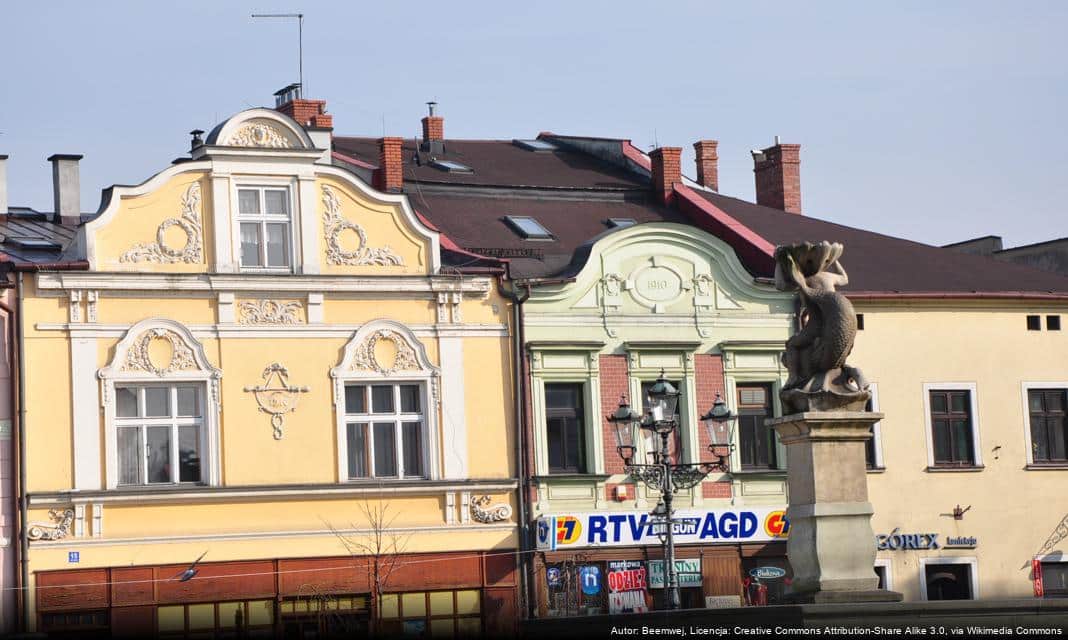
[873,557,894,592]
[98,319,222,490]
[866,382,885,471]
[331,319,442,482]
[922,382,983,469]
[918,556,979,601]
[232,178,298,273]
[113,383,206,486]
[342,381,429,479]
[1021,382,1068,466]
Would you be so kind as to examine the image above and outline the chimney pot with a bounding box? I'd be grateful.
[693,140,719,191]
[753,140,801,214]
[376,137,404,193]
[48,154,83,223]
[0,155,8,215]
[421,103,445,154]
[649,147,682,205]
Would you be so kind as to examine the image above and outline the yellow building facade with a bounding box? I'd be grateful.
[19,109,518,636]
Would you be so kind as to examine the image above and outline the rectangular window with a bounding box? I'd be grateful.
[864,396,880,469]
[924,562,974,600]
[1042,562,1068,598]
[1027,315,1042,331]
[237,185,292,270]
[928,390,976,466]
[157,600,275,637]
[115,385,204,486]
[545,383,587,474]
[642,380,683,461]
[1030,389,1068,463]
[738,384,776,469]
[379,590,482,637]
[1049,315,1062,331]
[344,384,426,479]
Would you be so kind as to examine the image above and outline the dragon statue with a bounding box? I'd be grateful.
[774,241,871,413]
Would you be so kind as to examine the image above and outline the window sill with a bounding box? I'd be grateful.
[533,474,611,483]
[731,468,785,476]
[1025,463,1068,471]
[925,465,985,473]
[866,466,887,474]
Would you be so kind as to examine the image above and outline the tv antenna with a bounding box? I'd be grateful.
[251,13,305,93]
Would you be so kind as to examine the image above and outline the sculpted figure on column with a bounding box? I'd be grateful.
[774,241,871,413]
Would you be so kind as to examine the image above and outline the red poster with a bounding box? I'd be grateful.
[1033,559,1044,598]
[607,560,648,614]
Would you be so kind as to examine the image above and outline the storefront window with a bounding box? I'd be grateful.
[379,589,482,637]
[280,594,370,638]
[156,600,274,638]
[40,610,109,638]
[741,557,792,605]
[924,562,974,600]
[1041,562,1068,598]
[545,562,608,616]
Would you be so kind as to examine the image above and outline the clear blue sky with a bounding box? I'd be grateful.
[2,1,1065,248]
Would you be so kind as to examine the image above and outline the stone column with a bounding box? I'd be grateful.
[767,411,902,603]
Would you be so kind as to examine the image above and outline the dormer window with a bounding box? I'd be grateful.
[237,185,293,270]
[429,160,473,174]
[503,216,553,240]
[606,218,636,229]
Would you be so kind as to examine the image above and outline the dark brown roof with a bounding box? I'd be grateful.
[695,190,1068,294]
[0,210,79,266]
[409,193,685,279]
[333,137,647,191]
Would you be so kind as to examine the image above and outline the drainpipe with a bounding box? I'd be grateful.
[1,272,27,632]
[0,274,17,633]
[496,266,532,619]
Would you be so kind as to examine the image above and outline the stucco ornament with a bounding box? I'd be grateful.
[774,241,870,413]
[28,509,75,541]
[351,330,420,376]
[122,328,197,376]
[244,363,310,440]
[320,185,404,266]
[471,495,512,523]
[239,300,302,325]
[119,182,203,264]
[225,122,291,148]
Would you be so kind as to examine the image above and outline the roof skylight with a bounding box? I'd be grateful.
[606,218,636,228]
[503,216,553,240]
[429,159,473,173]
[6,237,61,250]
[512,139,557,152]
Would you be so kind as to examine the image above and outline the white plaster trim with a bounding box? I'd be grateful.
[869,382,885,469]
[217,292,235,323]
[921,382,983,468]
[1020,382,1068,466]
[298,176,321,274]
[917,556,979,601]
[874,557,893,592]
[28,522,515,548]
[71,337,102,490]
[439,337,469,479]
[37,322,509,339]
[208,108,316,150]
[307,293,324,323]
[92,503,103,538]
[211,174,236,273]
[37,272,490,295]
[74,504,86,538]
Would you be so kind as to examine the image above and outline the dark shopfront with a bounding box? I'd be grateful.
[533,542,790,617]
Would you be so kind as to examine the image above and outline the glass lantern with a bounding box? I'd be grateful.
[701,392,736,458]
[608,395,639,464]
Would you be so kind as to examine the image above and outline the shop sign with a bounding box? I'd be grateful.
[647,559,702,588]
[875,528,940,551]
[607,560,648,614]
[546,567,562,588]
[706,595,742,609]
[535,507,789,550]
[944,536,978,549]
[749,566,786,580]
[578,566,601,595]
[1033,559,1044,598]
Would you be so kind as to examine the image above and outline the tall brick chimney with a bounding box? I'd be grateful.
[753,137,801,214]
[421,102,444,155]
[273,84,333,128]
[693,140,719,191]
[375,137,404,193]
[650,147,682,205]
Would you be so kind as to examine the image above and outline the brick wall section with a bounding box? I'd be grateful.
[703,481,732,499]
[276,99,331,127]
[599,354,630,475]
[422,115,444,141]
[376,137,404,192]
[649,147,682,205]
[693,140,719,191]
[753,143,801,214]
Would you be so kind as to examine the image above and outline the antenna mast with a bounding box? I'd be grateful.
[251,13,305,94]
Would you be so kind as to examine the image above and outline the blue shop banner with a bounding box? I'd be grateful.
[535,507,789,551]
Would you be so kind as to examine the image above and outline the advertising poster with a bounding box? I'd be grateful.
[607,560,648,614]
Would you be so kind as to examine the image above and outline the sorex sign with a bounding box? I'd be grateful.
[536,507,789,551]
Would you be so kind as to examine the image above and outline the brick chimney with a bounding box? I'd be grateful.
[421,102,444,155]
[650,147,682,205]
[375,137,404,193]
[693,140,719,191]
[273,84,333,128]
[753,138,801,214]
[48,154,82,223]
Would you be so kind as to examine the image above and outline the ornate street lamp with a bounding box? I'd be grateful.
[607,370,738,610]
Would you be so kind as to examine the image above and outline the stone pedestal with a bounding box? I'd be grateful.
[766,411,902,603]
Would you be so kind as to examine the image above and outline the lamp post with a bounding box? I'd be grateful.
[608,370,737,610]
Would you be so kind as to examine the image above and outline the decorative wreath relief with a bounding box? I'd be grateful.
[120,182,203,264]
[244,363,310,440]
[471,496,513,523]
[351,329,420,376]
[28,509,75,541]
[122,328,197,376]
[239,300,303,325]
[225,122,291,148]
[320,185,404,267]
